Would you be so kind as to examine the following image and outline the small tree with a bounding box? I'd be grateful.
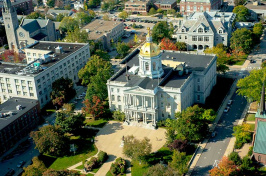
[116,42,130,57]
[240,156,255,172]
[149,8,156,15]
[64,28,89,43]
[169,150,188,175]
[110,157,126,175]
[97,151,108,164]
[118,11,129,20]
[228,152,242,165]
[144,164,176,176]
[103,14,110,21]
[123,135,152,162]
[82,96,107,119]
[62,103,75,113]
[209,156,238,176]
[22,157,47,176]
[160,38,178,51]
[176,41,187,51]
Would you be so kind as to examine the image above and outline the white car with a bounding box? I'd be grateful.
[224,107,230,113]
[227,100,233,105]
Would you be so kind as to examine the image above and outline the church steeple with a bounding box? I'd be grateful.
[3,0,14,13]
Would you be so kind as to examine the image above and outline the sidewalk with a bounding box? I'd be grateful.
[187,77,238,175]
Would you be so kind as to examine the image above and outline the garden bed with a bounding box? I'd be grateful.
[246,114,256,121]
[85,118,109,128]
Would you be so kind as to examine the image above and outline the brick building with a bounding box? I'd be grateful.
[0,97,40,155]
[125,0,153,15]
[180,0,223,15]
[154,0,177,10]
[0,0,33,16]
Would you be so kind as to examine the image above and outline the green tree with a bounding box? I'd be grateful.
[174,105,210,141]
[233,124,252,149]
[228,152,242,165]
[123,135,152,162]
[59,17,79,33]
[102,14,110,21]
[62,103,75,113]
[175,41,187,51]
[94,49,111,61]
[237,68,266,102]
[253,22,264,42]
[30,125,69,156]
[118,11,129,20]
[201,109,216,122]
[113,111,125,121]
[234,0,246,6]
[144,164,176,176]
[64,4,71,10]
[169,150,188,175]
[46,0,55,7]
[22,157,47,176]
[64,28,89,43]
[240,156,255,172]
[149,7,156,15]
[55,112,85,134]
[116,42,130,57]
[230,28,253,54]
[101,2,110,11]
[56,13,65,22]
[78,55,113,85]
[152,21,172,43]
[50,77,76,107]
[76,12,92,26]
[88,9,96,18]
[84,0,88,11]
[233,5,250,22]
[26,11,44,19]
[157,8,163,13]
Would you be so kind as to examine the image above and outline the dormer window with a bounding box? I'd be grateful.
[182,28,185,32]
[198,28,203,33]
[219,29,223,34]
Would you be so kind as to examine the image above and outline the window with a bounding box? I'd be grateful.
[7,84,11,88]
[204,37,209,41]
[222,37,225,41]
[179,35,181,39]
[197,78,200,83]
[117,89,120,93]
[192,36,197,41]
[21,80,25,84]
[111,88,114,92]
[182,28,185,32]
[17,91,21,95]
[162,113,164,117]
[29,87,33,91]
[27,52,30,56]
[39,91,42,95]
[185,36,187,39]
[42,76,45,80]
[6,78,10,82]
[16,85,20,89]
[153,62,156,70]
[200,6,203,11]
[258,155,261,162]
[187,5,190,10]
[198,36,203,41]
[30,93,34,97]
[33,53,36,56]
[37,79,40,83]
[197,85,200,91]
[161,94,163,98]
[219,29,223,34]
[8,89,12,93]
[193,6,197,11]
[15,79,19,83]
[22,86,26,90]
[118,105,122,111]
[161,102,164,107]
[118,96,121,102]
[38,54,42,57]
[2,89,6,92]
[197,95,200,101]
[198,28,203,33]
[174,95,177,100]
[145,62,149,71]
[23,92,27,96]
[112,95,115,101]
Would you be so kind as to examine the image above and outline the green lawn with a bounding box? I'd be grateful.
[85,118,109,128]
[131,161,149,176]
[234,59,245,66]
[76,164,84,169]
[246,114,256,121]
[106,171,126,176]
[41,129,99,170]
[249,124,255,131]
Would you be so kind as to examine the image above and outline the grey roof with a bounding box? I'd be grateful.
[32,33,47,40]
[0,97,39,130]
[20,19,50,34]
[0,63,26,75]
[47,9,72,15]
[155,0,176,5]
[253,120,266,154]
[111,49,215,89]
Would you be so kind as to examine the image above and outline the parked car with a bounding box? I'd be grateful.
[227,100,233,105]
[224,106,230,112]
[5,169,15,176]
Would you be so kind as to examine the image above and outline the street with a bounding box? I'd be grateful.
[191,92,247,175]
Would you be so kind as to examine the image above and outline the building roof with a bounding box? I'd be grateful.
[178,12,235,33]
[254,121,266,154]
[245,1,266,10]
[82,20,123,40]
[0,41,87,76]
[110,49,215,90]
[180,0,210,3]
[47,9,73,15]
[0,97,39,130]
[155,0,176,4]
[20,19,50,34]
[31,32,47,40]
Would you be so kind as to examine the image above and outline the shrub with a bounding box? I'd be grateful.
[110,157,126,176]
[240,156,255,172]
[157,120,167,127]
[248,146,253,156]
[97,151,108,164]
[168,139,188,152]
[112,111,125,121]
[85,157,98,171]
[228,152,242,165]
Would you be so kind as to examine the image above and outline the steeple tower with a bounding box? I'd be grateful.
[2,0,19,51]
[138,28,164,79]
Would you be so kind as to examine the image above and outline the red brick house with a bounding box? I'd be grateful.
[154,0,177,10]
[180,0,223,15]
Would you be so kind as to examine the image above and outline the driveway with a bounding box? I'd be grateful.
[94,121,166,176]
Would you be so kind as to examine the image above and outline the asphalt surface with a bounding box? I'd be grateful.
[191,92,247,176]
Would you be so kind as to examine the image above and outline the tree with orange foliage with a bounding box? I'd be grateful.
[160,38,178,51]
[209,156,238,176]
[82,96,107,120]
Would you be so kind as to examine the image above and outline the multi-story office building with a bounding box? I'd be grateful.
[107,29,217,129]
[180,0,223,15]
[0,41,90,108]
[0,97,40,155]
[154,0,177,10]
[176,11,235,50]
[124,0,153,15]
[82,20,124,50]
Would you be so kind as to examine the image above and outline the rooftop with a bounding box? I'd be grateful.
[82,20,123,40]
[0,41,87,76]
[20,19,50,34]
[253,121,266,154]
[111,49,215,89]
[155,0,177,4]
[0,97,39,130]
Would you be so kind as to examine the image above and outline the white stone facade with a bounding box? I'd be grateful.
[0,41,90,108]
[176,11,236,50]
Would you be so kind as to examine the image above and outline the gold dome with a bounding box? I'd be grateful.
[139,42,161,57]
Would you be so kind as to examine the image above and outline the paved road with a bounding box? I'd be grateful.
[191,92,247,175]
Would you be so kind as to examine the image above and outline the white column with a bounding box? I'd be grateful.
[142,96,144,108]
[144,113,147,124]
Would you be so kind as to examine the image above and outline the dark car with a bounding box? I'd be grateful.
[5,169,15,176]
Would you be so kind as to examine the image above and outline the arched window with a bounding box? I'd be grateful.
[145,62,149,71]
[153,62,156,70]
[193,6,197,11]
[258,155,261,162]
[198,28,203,33]
[219,29,223,34]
